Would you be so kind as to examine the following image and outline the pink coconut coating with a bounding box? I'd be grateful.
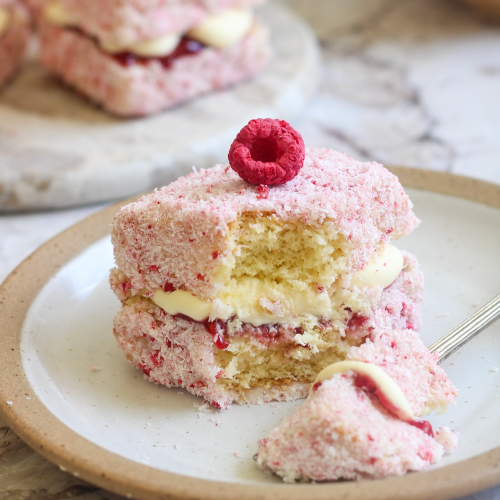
[113,296,310,408]
[39,20,270,116]
[111,149,420,299]
[255,372,457,482]
[344,249,423,340]
[52,0,264,47]
[110,253,423,409]
[347,329,458,416]
[0,0,29,88]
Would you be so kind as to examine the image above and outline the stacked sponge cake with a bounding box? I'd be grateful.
[0,0,29,88]
[38,0,270,115]
[109,148,423,409]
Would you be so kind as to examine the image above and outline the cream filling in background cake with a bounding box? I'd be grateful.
[101,32,182,58]
[43,1,254,56]
[0,7,10,37]
[186,9,254,49]
[151,243,404,327]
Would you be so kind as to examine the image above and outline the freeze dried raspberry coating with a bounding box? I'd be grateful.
[228,118,305,185]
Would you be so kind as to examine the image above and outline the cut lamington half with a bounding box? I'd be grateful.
[110,149,423,407]
[38,0,270,116]
[110,148,422,408]
[0,0,30,88]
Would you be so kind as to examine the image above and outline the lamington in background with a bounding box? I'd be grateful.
[0,0,30,88]
[37,0,271,116]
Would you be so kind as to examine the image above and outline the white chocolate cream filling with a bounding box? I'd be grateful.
[150,244,404,327]
[100,32,181,57]
[152,289,212,323]
[43,1,253,56]
[187,9,254,49]
[0,7,10,37]
[350,244,403,289]
[312,361,414,421]
[151,279,330,326]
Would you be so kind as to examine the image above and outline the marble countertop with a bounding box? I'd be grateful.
[1,0,500,498]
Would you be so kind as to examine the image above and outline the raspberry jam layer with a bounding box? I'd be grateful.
[113,37,205,68]
[204,319,230,350]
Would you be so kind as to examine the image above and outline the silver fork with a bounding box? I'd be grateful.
[429,293,500,363]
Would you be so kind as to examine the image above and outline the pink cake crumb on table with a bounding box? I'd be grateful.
[39,19,270,116]
[255,372,458,482]
[0,0,30,88]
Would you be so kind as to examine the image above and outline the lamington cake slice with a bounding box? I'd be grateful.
[38,0,270,116]
[0,0,29,88]
[109,121,422,408]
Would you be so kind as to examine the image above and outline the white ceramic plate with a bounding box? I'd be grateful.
[1,169,500,500]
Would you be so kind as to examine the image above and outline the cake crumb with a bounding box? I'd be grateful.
[193,402,212,413]
[90,365,102,372]
[490,367,498,373]
[233,451,242,458]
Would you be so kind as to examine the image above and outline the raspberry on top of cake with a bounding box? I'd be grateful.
[110,119,423,408]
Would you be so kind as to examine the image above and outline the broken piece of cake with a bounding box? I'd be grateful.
[255,337,458,481]
[109,119,424,409]
[0,0,30,88]
[38,0,270,116]
[255,361,457,482]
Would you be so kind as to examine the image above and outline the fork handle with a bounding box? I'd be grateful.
[429,294,500,363]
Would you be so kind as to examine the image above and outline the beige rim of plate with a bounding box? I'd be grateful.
[1,167,500,500]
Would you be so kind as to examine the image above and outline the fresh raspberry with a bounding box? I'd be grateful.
[228,119,305,185]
